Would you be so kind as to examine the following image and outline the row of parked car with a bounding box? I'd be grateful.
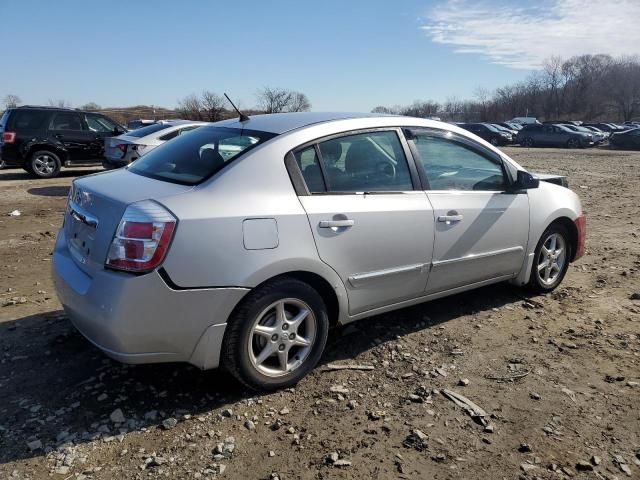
[457,120,640,149]
[2,106,640,178]
[0,105,203,177]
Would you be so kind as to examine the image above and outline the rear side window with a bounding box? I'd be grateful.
[294,146,325,193]
[50,113,84,131]
[127,123,172,138]
[128,126,276,185]
[316,131,413,192]
[10,110,49,130]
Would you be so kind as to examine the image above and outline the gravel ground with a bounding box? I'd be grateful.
[0,147,639,480]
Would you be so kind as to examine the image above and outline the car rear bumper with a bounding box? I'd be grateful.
[52,229,249,368]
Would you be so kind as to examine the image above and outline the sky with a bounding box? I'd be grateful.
[1,0,639,112]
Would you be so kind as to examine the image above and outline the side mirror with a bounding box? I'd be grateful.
[511,170,539,191]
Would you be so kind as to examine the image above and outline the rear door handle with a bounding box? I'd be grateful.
[319,219,355,228]
[437,214,463,224]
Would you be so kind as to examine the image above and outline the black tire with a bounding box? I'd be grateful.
[0,159,5,170]
[490,136,500,146]
[527,223,572,293]
[29,150,61,178]
[566,137,580,149]
[22,162,34,173]
[222,277,329,391]
[522,137,534,147]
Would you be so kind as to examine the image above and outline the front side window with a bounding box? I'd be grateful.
[129,126,275,185]
[50,113,84,131]
[86,114,116,133]
[409,131,505,191]
[317,130,412,192]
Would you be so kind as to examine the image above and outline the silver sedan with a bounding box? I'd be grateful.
[53,113,586,391]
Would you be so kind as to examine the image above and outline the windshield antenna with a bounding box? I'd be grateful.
[224,93,249,122]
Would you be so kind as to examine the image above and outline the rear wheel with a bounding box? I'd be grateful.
[490,137,500,146]
[222,278,329,391]
[30,150,61,178]
[527,224,571,293]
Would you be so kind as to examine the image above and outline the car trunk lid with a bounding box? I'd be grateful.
[64,169,192,276]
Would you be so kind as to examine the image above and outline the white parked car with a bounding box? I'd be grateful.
[103,120,206,168]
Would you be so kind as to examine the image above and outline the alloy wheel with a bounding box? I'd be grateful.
[536,233,567,287]
[247,298,317,377]
[33,154,57,175]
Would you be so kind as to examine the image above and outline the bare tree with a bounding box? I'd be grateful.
[80,102,101,111]
[604,56,640,121]
[177,94,204,120]
[257,87,293,114]
[473,87,491,121]
[287,92,311,112]
[401,100,441,118]
[48,98,72,108]
[3,94,22,109]
[201,91,226,121]
[371,105,396,114]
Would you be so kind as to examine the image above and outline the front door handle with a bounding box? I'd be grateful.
[437,214,463,224]
[319,219,355,228]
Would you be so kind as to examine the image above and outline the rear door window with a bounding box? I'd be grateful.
[317,130,413,192]
[50,112,85,131]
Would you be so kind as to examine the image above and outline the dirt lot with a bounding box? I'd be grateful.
[0,147,639,480]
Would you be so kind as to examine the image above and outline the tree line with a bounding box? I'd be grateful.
[373,54,640,122]
[4,54,640,123]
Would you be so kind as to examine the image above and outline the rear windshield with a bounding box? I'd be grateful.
[128,126,276,185]
[127,123,172,137]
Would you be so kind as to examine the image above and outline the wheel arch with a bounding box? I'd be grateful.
[546,216,579,262]
[249,271,342,327]
[23,139,68,163]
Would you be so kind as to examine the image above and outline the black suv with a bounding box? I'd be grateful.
[0,106,126,178]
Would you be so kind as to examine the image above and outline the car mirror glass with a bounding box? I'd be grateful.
[513,170,539,191]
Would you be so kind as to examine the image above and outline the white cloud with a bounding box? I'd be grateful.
[421,0,640,69]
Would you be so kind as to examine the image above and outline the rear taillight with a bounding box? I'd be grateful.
[2,131,16,143]
[106,200,176,272]
[116,144,128,153]
[574,215,586,261]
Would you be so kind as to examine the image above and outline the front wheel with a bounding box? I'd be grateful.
[567,138,580,149]
[490,137,500,146]
[528,224,571,293]
[222,278,329,391]
[30,150,61,178]
[522,137,534,148]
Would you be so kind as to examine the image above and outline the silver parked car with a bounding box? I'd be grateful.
[103,120,206,168]
[53,112,586,390]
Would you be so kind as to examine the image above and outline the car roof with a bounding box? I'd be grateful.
[212,112,386,134]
